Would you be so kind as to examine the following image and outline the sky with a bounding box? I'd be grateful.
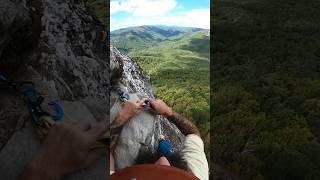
[110,0,210,31]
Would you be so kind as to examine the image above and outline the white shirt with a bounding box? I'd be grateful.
[182,134,209,180]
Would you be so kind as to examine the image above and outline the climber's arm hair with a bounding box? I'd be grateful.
[110,99,144,149]
[110,112,129,149]
[147,99,200,137]
[167,111,200,137]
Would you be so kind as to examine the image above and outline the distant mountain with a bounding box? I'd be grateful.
[110,25,207,54]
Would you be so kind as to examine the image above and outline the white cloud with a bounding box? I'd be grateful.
[111,0,131,15]
[111,8,210,31]
[111,0,177,16]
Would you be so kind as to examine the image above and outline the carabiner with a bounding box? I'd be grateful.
[48,101,64,120]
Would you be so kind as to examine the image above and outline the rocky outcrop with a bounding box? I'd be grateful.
[0,0,108,179]
[110,46,185,169]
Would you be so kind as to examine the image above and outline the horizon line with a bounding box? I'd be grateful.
[111,24,210,32]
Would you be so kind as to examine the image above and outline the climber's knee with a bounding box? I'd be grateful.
[110,152,115,170]
[155,156,171,166]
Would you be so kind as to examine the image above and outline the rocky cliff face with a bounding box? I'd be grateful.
[110,46,185,169]
[0,0,108,179]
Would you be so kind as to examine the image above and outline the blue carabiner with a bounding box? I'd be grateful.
[119,92,130,101]
[48,101,64,120]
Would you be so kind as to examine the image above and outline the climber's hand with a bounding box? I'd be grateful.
[148,99,173,117]
[20,121,106,180]
[119,99,145,120]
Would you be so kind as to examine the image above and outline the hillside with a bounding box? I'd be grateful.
[111,25,205,54]
[212,0,320,179]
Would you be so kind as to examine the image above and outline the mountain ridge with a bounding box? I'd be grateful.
[111,25,208,54]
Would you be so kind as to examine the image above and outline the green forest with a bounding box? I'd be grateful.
[111,25,204,54]
[212,0,320,179]
[129,31,210,136]
[111,27,211,159]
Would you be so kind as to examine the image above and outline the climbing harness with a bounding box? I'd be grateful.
[0,72,109,147]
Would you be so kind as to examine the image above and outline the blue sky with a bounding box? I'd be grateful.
[111,0,210,31]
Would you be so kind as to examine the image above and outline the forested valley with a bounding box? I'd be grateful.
[212,0,320,179]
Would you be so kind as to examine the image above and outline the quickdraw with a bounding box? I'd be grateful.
[21,86,64,138]
[0,72,109,147]
[113,86,151,109]
[0,72,64,139]
[113,86,131,102]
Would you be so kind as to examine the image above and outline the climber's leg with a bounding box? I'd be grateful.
[155,156,171,166]
[110,152,115,174]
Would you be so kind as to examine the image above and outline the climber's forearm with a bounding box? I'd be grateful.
[148,99,200,136]
[110,111,129,149]
[167,111,200,136]
[111,111,129,134]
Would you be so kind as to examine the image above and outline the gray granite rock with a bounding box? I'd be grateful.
[0,0,108,179]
